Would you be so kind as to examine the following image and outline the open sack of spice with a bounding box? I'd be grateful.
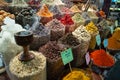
[60,14,75,33]
[62,68,92,80]
[39,41,65,80]
[45,19,65,41]
[37,4,53,25]
[29,22,50,50]
[90,49,115,68]
[58,33,86,67]
[9,51,46,80]
[108,28,120,50]
[15,7,36,27]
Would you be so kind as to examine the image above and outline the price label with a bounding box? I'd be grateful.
[110,26,114,34]
[61,48,73,65]
[96,34,101,46]
[85,52,90,65]
[103,39,108,48]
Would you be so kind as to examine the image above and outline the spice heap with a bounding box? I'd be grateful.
[50,5,61,15]
[9,51,46,80]
[60,14,75,33]
[46,19,65,41]
[39,41,64,61]
[0,10,15,25]
[37,4,53,24]
[60,7,73,14]
[37,4,53,17]
[28,0,40,6]
[11,0,28,7]
[85,21,99,37]
[42,0,54,5]
[53,0,65,5]
[72,13,85,27]
[70,5,81,13]
[72,26,91,42]
[108,28,120,50]
[87,11,98,24]
[90,49,115,67]
[96,10,106,18]
[39,41,64,80]
[16,8,34,27]
[63,70,90,80]
[59,33,80,47]
[30,23,50,50]
[72,26,91,66]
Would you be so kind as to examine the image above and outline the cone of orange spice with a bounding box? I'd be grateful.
[108,28,120,50]
[90,49,115,67]
[37,4,53,24]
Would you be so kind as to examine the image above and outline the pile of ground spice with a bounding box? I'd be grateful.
[108,28,120,50]
[63,70,90,80]
[37,4,53,17]
[90,49,115,67]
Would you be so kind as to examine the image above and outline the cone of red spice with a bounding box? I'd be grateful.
[90,49,115,67]
[60,14,75,33]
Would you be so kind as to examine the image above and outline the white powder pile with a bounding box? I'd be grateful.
[9,51,46,80]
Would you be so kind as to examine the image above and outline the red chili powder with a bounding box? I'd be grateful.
[60,14,74,25]
[90,49,115,67]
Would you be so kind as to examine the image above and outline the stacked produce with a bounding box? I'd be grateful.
[39,41,64,80]
[46,19,65,41]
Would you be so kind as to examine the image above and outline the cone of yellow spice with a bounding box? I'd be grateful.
[108,28,120,50]
[37,4,53,24]
[63,70,90,80]
[85,21,99,49]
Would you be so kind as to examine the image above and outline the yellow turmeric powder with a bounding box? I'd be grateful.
[63,70,90,80]
[85,21,99,37]
[89,36,96,49]
[108,28,120,50]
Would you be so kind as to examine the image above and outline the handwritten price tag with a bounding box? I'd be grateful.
[103,39,108,48]
[61,48,73,65]
[96,34,101,46]
[85,52,90,65]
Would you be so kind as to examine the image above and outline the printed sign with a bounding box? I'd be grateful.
[103,39,108,48]
[85,52,90,65]
[96,34,101,46]
[61,48,73,65]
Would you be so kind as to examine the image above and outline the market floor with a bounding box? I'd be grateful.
[0,72,10,80]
